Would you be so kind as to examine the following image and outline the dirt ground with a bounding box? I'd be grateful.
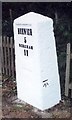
[2,75,72,119]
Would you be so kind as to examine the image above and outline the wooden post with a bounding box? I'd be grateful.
[7,37,11,76]
[9,9,13,30]
[10,37,14,77]
[4,36,8,75]
[71,91,72,98]
[0,36,2,86]
[65,43,70,97]
[55,10,58,24]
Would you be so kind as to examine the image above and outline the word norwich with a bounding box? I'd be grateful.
[19,44,33,50]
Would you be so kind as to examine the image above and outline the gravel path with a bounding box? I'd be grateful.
[2,75,72,118]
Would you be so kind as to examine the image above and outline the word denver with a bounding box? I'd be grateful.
[18,28,32,36]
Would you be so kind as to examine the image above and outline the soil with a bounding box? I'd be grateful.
[2,75,72,119]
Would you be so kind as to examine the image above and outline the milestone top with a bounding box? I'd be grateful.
[14,12,53,24]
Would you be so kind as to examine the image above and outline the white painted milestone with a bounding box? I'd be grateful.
[13,12,61,110]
